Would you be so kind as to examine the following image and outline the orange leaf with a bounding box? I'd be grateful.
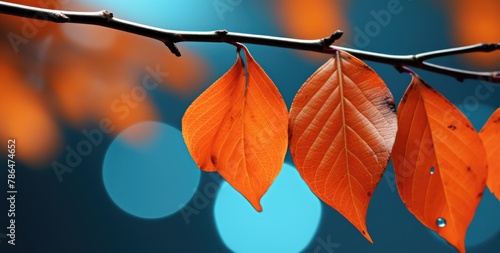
[289,50,397,243]
[479,107,500,200]
[182,46,288,211]
[392,74,487,253]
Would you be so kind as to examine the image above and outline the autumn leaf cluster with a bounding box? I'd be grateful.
[1,1,499,252]
[182,45,500,253]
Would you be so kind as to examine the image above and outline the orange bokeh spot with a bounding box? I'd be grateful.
[47,42,159,141]
[0,60,62,168]
[45,11,210,135]
[108,32,210,95]
[47,9,211,137]
[451,0,500,68]
[159,46,210,95]
[0,0,63,39]
[274,0,349,61]
[1,1,211,153]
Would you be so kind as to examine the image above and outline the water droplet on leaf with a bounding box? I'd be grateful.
[430,167,435,174]
[437,217,446,228]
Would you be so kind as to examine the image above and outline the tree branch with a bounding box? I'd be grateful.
[1,1,499,83]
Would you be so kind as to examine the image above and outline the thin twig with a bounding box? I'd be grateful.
[1,1,499,83]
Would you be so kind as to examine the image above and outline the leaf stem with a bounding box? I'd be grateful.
[1,1,499,83]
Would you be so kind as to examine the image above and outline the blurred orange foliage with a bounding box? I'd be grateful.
[273,0,349,61]
[0,0,210,167]
[0,60,62,167]
[450,0,500,68]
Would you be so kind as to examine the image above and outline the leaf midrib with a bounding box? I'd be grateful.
[336,52,364,230]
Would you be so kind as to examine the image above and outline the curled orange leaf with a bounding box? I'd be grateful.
[392,74,487,253]
[289,50,398,242]
[479,107,500,200]
[182,46,288,211]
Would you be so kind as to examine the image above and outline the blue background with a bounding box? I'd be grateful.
[1,0,499,252]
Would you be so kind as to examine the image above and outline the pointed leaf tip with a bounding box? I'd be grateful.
[182,46,288,212]
[289,50,397,243]
[392,74,487,253]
